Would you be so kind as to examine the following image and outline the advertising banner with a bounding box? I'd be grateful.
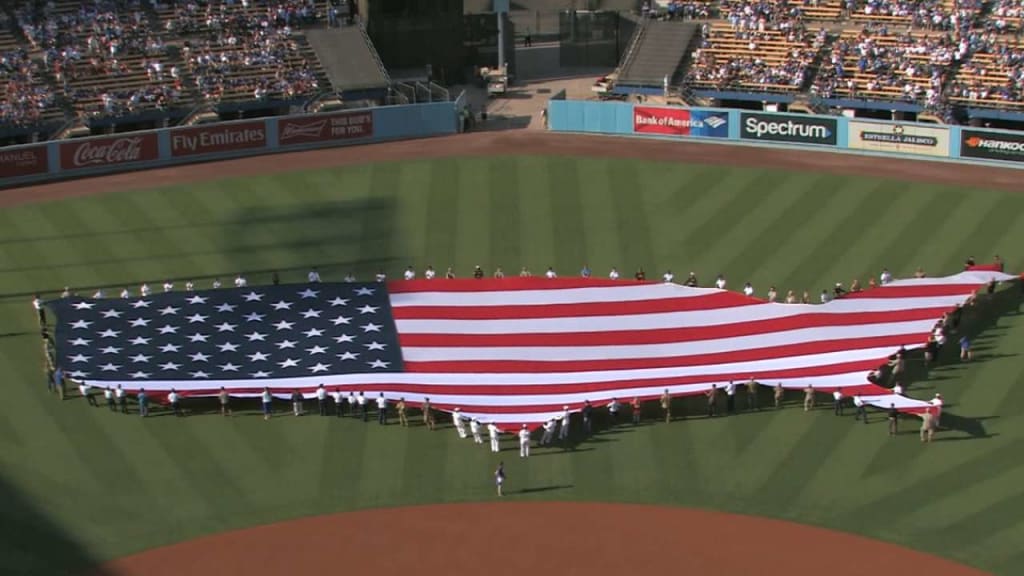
[170,121,267,157]
[632,107,729,138]
[59,133,160,171]
[0,145,49,178]
[960,129,1024,163]
[847,121,949,157]
[277,110,375,147]
[739,112,837,146]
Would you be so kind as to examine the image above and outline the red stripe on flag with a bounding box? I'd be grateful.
[402,334,920,373]
[391,291,755,320]
[840,284,980,299]
[397,307,948,348]
[388,277,654,293]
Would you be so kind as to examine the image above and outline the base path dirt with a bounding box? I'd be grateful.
[3,131,1023,209]
[91,502,988,576]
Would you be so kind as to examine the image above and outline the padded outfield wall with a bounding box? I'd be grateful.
[547,100,1024,168]
[0,101,460,189]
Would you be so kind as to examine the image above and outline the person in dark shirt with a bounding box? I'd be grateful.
[950,304,963,333]
[272,271,280,285]
[684,272,698,287]
[887,403,899,436]
[986,279,996,300]
[833,282,848,298]
[582,400,594,435]
[635,268,646,281]
[965,256,976,269]
[473,265,484,279]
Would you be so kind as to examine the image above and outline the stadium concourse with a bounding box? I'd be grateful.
[46,261,1018,431]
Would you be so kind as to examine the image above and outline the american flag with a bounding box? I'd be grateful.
[50,270,1015,429]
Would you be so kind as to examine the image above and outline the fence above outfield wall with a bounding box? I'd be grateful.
[0,101,459,189]
[546,100,1024,168]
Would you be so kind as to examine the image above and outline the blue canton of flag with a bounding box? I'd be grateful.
[49,284,403,386]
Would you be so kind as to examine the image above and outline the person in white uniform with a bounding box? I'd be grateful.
[558,406,570,441]
[609,267,620,280]
[488,422,500,452]
[140,283,151,297]
[470,418,483,444]
[308,268,322,283]
[403,266,415,280]
[930,394,943,426]
[163,281,174,292]
[234,274,247,288]
[540,419,556,445]
[518,424,531,458]
[743,282,754,297]
[663,270,674,283]
[453,408,468,438]
[424,266,436,280]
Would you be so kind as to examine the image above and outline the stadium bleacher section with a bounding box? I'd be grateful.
[646,0,1024,122]
[0,0,333,140]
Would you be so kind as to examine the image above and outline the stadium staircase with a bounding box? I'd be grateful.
[304,24,391,93]
[616,19,699,91]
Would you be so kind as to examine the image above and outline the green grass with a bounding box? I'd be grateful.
[2,156,1024,575]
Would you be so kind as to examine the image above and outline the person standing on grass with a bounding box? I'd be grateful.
[725,381,736,415]
[607,397,621,426]
[471,418,484,444]
[518,425,531,458]
[959,336,972,361]
[397,397,408,427]
[582,400,594,435]
[347,391,356,417]
[887,404,899,436]
[631,397,641,425]
[104,387,115,411]
[746,378,759,411]
[422,397,436,430]
[803,384,815,412]
[376,394,388,425]
[357,392,367,421]
[833,389,844,416]
[893,382,903,396]
[660,389,672,423]
[291,390,304,417]
[32,294,45,328]
[540,419,556,445]
[559,406,570,442]
[169,389,183,417]
[333,389,344,418]
[51,365,63,397]
[453,408,468,438]
[774,383,784,408]
[317,384,328,416]
[705,385,718,417]
[488,422,501,452]
[262,387,273,421]
[931,394,943,427]
[495,462,506,497]
[79,381,98,407]
[116,384,127,413]
[138,388,149,418]
[920,408,936,443]
[219,386,231,416]
[853,394,867,423]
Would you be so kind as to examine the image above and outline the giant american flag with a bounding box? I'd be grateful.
[49,269,1017,429]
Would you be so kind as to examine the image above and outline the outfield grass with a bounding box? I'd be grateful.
[1,156,1023,575]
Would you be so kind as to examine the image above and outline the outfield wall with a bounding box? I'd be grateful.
[0,101,460,189]
[547,100,1024,168]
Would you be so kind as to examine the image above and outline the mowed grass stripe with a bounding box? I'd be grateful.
[518,157,557,273]
[687,170,811,280]
[547,157,587,275]
[676,170,766,275]
[489,157,522,275]
[574,159,623,275]
[394,161,432,271]
[421,159,461,272]
[453,155,491,268]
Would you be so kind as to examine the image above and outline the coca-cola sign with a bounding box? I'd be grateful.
[60,134,159,170]
[277,111,374,146]
[0,144,49,179]
[170,121,267,157]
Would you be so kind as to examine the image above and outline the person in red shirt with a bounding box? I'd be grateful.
[634,268,646,281]
[631,397,641,425]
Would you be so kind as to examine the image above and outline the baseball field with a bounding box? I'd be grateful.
[1,132,1022,575]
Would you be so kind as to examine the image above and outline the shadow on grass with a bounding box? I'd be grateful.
[5,197,401,300]
[517,484,574,494]
[935,414,999,440]
[0,474,111,575]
